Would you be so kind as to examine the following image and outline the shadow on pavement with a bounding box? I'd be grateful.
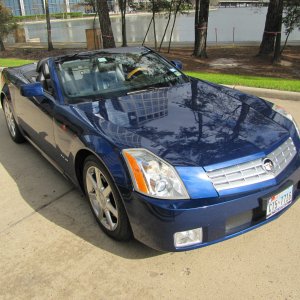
[0,110,161,260]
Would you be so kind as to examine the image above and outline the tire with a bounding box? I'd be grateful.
[2,95,25,144]
[83,155,132,241]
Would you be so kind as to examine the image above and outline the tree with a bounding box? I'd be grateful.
[258,0,283,56]
[193,0,210,58]
[118,0,127,47]
[0,4,17,51]
[272,0,284,63]
[167,0,183,53]
[95,0,116,48]
[159,0,174,51]
[281,0,300,54]
[150,0,158,50]
[45,0,54,51]
[80,0,97,13]
[143,0,169,50]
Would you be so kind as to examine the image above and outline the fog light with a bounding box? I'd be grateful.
[174,228,203,248]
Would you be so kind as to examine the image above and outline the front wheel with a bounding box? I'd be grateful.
[2,95,25,143]
[83,155,132,241]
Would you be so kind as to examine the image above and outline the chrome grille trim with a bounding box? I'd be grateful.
[207,138,297,191]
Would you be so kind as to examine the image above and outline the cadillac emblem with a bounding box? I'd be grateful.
[263,158,275,173]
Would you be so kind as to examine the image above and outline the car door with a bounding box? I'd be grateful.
[15,62,58,161]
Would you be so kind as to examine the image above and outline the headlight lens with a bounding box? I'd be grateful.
[273,104,300,137]
[123,148,190,199]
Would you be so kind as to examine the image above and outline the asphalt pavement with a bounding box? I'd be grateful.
[0,98,299,299]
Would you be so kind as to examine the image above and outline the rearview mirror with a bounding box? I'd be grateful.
[171,60,183,70]
[20,82,44,98]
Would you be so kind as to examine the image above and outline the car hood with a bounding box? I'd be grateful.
[74,79,289,167]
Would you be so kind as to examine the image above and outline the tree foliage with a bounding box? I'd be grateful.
[143,0,170,50]
[157,0,192,52]
[80,0,97,12]
[281,0,300,53]
[0,4,17,51]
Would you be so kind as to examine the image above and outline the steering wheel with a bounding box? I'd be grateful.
[126,67,149,80]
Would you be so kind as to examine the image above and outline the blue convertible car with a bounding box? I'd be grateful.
[1,47,299,251]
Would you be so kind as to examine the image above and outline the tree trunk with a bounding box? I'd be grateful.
[142,17,153,46]
[194,0,209,58]
[119,0,127,47]
[0,36,5,51]
[258,0,282,56]
[193,0,200,55]
[273,0,284,63]
[168,1,182,53]
[280,31,291,54]
[45,0,54,51]
[159,0,174,52]
[96,0,116,48]
[152,9,157,50]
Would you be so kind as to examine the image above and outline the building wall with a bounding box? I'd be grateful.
[1,0,120,16]
[2,0,22,16]
[23,0,44,15]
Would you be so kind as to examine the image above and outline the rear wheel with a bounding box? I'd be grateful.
[83,155,132,241]
[2,95,25,143]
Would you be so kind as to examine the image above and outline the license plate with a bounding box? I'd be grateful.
[266,185,293,219]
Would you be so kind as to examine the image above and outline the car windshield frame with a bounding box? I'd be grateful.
[54,49,189,104]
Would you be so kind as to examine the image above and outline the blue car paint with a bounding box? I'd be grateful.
[126,160,300,251]
[20,82,44,98]
[1,47,299,252]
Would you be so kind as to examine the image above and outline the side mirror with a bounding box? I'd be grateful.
[171,60,183,70]
[20,82,44,98]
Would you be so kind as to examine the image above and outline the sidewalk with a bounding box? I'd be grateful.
[226,85,300,101]
[0,97,299,299]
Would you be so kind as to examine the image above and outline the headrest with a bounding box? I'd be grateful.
[36,58,50,73]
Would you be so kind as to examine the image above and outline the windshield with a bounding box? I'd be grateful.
[55,49,189,103]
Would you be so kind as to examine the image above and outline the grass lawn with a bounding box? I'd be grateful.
[186,72,300,93]
[0,58,35,67]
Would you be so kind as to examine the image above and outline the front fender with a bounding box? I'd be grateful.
[76,134,133,189]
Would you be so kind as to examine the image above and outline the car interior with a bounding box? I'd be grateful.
[58,59,126,97]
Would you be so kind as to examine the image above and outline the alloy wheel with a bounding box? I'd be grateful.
[85,166,119,231]
[4,99,16,138]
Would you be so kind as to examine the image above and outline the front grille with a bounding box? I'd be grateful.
[207,138,297,192]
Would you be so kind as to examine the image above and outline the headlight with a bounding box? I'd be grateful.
[122,148,190,200]
[273,104,300,137]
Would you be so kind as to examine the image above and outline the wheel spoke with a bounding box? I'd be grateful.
[88,192,97,203]
[102,185,111,199]
[104,210,114,230]
[87,172,98,191]
[107,202,118,218]
[95,168,104,190]
[89,193,101,216]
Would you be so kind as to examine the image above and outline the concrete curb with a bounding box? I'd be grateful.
[225,85,300,101]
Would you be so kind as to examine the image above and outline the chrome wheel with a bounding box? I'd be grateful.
[86,166,119,231]
[4,99,16,138]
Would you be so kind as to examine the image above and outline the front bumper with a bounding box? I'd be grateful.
[122,161,300,252]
